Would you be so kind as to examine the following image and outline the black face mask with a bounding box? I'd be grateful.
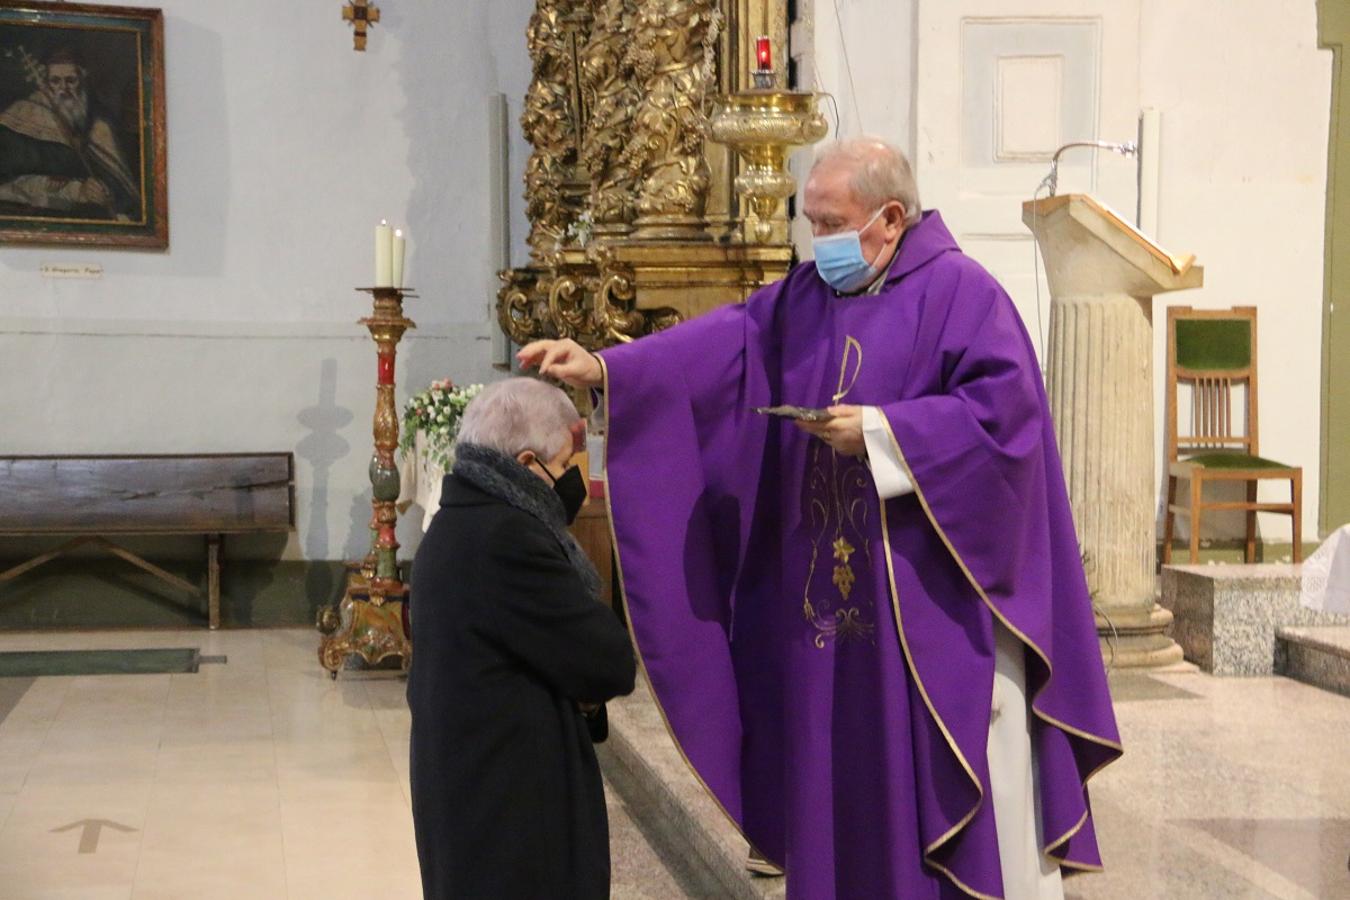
[541,462,587,525]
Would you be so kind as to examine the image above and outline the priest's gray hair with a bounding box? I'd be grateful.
[811,137,922,226]
[457,377,579,460]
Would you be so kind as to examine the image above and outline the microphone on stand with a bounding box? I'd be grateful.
[1039,140,1139,198]
[1028,139,1140,370]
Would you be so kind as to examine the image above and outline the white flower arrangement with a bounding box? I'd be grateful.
[565,209,595,248]
[399,379,483,469]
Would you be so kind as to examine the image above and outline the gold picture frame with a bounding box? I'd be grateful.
[0,2,167,249]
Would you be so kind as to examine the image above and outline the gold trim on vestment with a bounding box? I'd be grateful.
[833,335,863,403]
[1043,809,1088,856]
[924,859,1003,900]
[876,414,1122,873]
[1056,858,1106,874]
[802,439,875,647]
[597,357,769,864]
[1040,752,1116,870]
[798,335,876,647]
[878,489,986,898]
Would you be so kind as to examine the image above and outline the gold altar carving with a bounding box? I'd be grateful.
[522,0,582,263]
[625,0,719,240]
[498,0,820,353]
[580,0,640,236]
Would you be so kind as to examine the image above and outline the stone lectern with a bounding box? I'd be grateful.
[1023,194,1204,667]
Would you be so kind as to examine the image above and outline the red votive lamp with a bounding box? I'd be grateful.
[755,35,772,71]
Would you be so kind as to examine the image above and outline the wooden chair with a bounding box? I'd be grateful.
[1163,307,1301,564]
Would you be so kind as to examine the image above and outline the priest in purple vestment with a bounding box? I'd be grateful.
[518,138,1122,900]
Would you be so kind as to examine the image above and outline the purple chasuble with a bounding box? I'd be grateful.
[599,211,1122,899]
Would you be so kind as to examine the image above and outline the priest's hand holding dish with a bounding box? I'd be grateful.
[794,404,865,456]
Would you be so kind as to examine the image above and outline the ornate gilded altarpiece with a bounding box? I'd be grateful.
[497,0,805,367]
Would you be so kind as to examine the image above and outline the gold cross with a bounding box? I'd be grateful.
[342,0,381,52]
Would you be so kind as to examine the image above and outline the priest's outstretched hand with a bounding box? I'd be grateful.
[517,339,604,388]
[517,339,866,455]
[795,404,865,457]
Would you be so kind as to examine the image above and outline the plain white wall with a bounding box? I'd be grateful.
[794,0,1331,542]
[1140,0,1330,542]
[789,0,918,249]
[0,1,535,560]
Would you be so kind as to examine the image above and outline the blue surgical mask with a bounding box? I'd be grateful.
[812,207,887,294]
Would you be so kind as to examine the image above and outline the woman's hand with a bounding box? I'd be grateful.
[517,339,604,388]
[794,404,865,457]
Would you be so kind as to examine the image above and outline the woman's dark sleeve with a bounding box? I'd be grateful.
[480,518,637,704]
[582,705,609,743]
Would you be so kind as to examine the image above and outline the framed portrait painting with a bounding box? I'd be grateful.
[0,2,167,248]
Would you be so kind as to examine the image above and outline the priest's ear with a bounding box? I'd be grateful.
[881,201,906,239]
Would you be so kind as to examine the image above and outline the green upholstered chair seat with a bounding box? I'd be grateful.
[1180,452,1293,471]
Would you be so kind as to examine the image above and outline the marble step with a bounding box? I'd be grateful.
[606,779,718,899]
[1275,626,1350,698]
[597,674,785,900]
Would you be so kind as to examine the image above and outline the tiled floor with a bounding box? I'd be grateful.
[1,629,1348,899]
[0,628,687,899]
[1067,669,1350,899]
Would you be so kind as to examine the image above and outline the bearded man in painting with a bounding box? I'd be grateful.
[0,47,139,219]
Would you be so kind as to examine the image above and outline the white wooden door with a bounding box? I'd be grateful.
[914,1,1142,361]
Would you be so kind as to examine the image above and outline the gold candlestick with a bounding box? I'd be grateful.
[358,286,415,594]
[317,286,416,678]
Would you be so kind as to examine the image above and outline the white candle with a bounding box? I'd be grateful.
[392,228,406,288]
[374,219,392,287]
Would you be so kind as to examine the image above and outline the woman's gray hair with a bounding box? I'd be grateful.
[811,137,922,226]
[456,377,579,459]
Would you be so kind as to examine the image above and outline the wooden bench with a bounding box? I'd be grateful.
[0,454,295,629]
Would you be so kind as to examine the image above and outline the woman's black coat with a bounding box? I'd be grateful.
[407,475,637,900]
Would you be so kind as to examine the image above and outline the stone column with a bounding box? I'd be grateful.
[1024,194,1204,667]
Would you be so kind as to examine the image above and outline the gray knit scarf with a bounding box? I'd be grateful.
[452,442,602,600]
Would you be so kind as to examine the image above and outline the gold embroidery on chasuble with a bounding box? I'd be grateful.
[802,336,874,648]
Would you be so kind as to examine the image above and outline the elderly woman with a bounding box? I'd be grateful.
[407,377,636,900]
